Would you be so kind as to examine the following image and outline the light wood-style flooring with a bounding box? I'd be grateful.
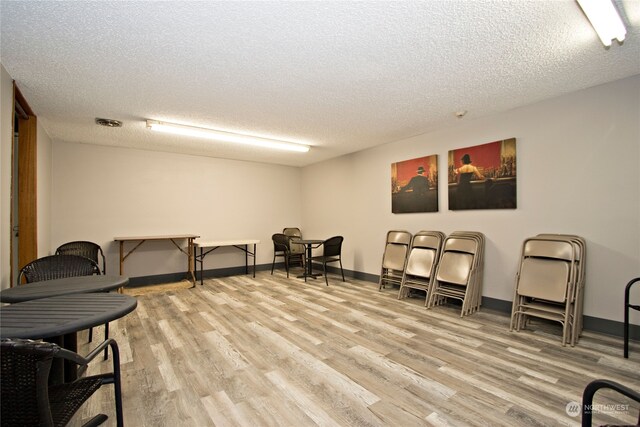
[74,271,640,426]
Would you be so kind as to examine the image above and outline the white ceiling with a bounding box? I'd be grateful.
[1,1,639,167]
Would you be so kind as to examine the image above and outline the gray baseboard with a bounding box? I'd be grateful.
[126,265,640,340]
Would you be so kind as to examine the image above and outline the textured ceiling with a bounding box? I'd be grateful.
[1,0,639,167]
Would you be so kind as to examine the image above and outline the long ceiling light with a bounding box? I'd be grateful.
[146,120,310,153]
[576,0,626,47]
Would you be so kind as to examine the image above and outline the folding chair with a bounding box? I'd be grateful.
[379,230,412,290]
[397,231,445,303]
[283,227,305,268]
[509,236,578,346]
[426,232,484,317]
[536,233,586,345]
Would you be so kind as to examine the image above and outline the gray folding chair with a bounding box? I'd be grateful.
[398,231,445,303]
[509,236,578,346]
[283,227,305,268]
[379,230,412,290]
[426,233,484,317]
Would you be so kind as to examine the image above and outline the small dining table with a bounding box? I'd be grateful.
[0,293,137,383]
[0,275,129,303]
[291,238,324,281]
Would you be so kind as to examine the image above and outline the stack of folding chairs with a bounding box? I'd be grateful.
[509,234,586,346]
[397,231,446,304]
[378,230,412,290]
[426,231,485,317]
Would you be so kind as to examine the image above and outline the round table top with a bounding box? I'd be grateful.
[0,293,137,339]
[0,275,129,303]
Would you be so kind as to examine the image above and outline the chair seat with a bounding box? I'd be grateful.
[311,255,340,263]
[49,377,105,426]
[1,338,124,427]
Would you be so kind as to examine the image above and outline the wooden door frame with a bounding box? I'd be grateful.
[10,83,37,286]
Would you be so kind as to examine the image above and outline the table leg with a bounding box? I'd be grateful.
[188,238,196,286]
[245,244,248,275]
[63,332,78,383]
[253,243,257,278]
[119,241,124,275]
[200,247,204,286]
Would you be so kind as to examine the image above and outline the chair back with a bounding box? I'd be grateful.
[283,228,304,255]
[382,230,412,270]
[283,228,301,238]
[19,254,101,285]
[272,233,290,253]
[386,230,412,245]
[56,241,106,274]
[517,238,575,303]
[1,338,58,426]
[404,231,445,279]
[405,248,437,279]
[435,237,479,286]
[322,236,343,257]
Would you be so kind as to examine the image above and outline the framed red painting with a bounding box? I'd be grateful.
[391,155,438,213]
[448,138,517,210]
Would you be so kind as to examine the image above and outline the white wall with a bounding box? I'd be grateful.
[302,75,640,324]
[0,64,13,289]
[51,142,302,278]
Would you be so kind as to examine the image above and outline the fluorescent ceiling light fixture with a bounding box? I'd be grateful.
[577,0,626,46]
[146,120,310,153]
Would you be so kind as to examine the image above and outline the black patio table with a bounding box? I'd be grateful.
[0,293,137,383]
[291,238,324,281]
[0,275,129,303]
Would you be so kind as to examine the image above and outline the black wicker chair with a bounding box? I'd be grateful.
[271,233,292,278]
[310,236,345,286]
[18,254,101,284]
[56,241,106,274]
[18,254,108,356]
[0,338,124,427]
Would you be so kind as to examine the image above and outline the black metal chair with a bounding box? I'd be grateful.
[18,254,108,357]
[0,338,124,427]
[271,233,292,278]
[581,379,640,426]
[624,277,640,358]
[55,243,108,344]
[18,254,101,284]
[310,236,345,286]
[56,241,106,274]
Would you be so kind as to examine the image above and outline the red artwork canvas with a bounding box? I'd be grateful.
[448,138,517,210]
[391,155,438,213]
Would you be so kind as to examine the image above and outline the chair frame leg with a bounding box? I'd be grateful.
[323,261,328,286]
[624,277,640,358]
